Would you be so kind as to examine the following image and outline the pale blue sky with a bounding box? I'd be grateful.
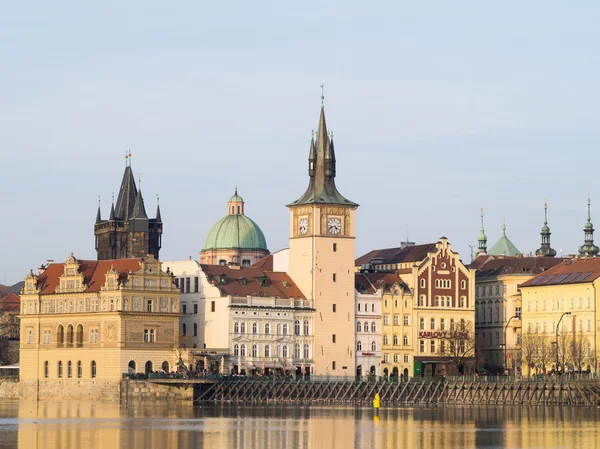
[2,1,600,283]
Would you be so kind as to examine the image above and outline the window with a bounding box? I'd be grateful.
[384,354,389,363]
[193,303,198,315]
[182,324,186,336]
[44,361,49,378]
[182,304,187,314]
[240,344,247,357]
[357,341,362,351]
[332,304,337,313]
[146,300,153,312]
[420,318,425,330]
[420,279,426,288]
[282,323,288,335]
[265,323,270,335]
[304,320,310,335]
[91,361,97,378]
[332,361,336,371]
[185,277,190,293]
[440,341,446,353]
[333,243,337,252]
[234,344,239,356]
[332,273,337,282]
[144,329,155,343]
[234,322,239,334]
[193,323,197,336]
[304,344,310,359]
[383,335,389,345]
[58,361,63,378]
[393,335,399,345]
[294,344,301,359]
[371,322,376,332]
[251,344,258,358]
[332,334,336,343]
[371,341,376,351]
[67,361,73,378]
[358,303,361,312]
[394,315,399,326]
[27,329,32,344]
[430,318,435,330]
[440,318,445,330]
[384,315,389,325]
[420,340,425,353]
[419,295,425,306]
[404,355,409,363]
[403,316,409,326]
[461,280,466,289]
[393,354,399,362]
[450,319,455,331]
[240,322,247,333]
[89,329,99,343]
[357,322,362,332]
[43,330,51,344]
[371,304,375,312]
[403,335,409,346]
[282,345,288,358]
[194,277,199,292]
[515,307,521,318]
[264,345,270,358]
[211,301,216,312]
[430,340,435,353]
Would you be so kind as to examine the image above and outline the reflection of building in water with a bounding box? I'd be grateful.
[19,254,180,400]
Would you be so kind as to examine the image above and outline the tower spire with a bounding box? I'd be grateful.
[536,200,556,257]
[477,208,487,255]
[156,194,162,222]
[579,195,599,257]
[96,196,102,224]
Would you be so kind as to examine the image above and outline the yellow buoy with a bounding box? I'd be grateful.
[373,392,381,409]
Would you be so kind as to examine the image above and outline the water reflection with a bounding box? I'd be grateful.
[2,401,598,449]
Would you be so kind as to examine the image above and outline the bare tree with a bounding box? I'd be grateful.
[438,320,476,374]
[521,332,540,376]
[536,336,553,374]
[569,334,592,372]
[555,333,572,373]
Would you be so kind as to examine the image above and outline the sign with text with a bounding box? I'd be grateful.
[418,331,468,339]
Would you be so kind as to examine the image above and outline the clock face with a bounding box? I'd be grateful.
[327,217,341,235]
[299,218,308,235]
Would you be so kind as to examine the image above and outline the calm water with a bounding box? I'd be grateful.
[0,401,597,449]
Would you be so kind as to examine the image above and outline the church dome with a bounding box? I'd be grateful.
[202,214,267,251]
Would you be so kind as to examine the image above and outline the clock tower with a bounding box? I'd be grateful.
[287,98,358,375]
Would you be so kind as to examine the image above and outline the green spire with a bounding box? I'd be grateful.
[536,200,556,257]
[477,208,487,254]
[489,220,521,256]
[579,196,599,256]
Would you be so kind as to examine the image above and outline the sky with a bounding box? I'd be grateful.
[2,1,600,284]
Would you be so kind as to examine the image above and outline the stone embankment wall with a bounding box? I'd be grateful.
[120,380,194,401]
[0,379,20,399]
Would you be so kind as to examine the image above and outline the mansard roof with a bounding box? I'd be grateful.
[520,258,600,287]
[472,255,566,280]
[355,272,404,294]
[355,243,438,266]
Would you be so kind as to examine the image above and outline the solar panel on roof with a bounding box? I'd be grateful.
[553,274,569,283]
[530,276,546,285]
[564,272,582,283]
[578,272,593,282]
[541,275,556,284]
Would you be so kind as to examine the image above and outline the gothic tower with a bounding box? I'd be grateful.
[578,197,599,257]
[287,95,358,375]
[477,208,487,256]
[535,201,556,257]
[94,156,162,260]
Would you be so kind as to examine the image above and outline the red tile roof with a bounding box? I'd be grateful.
[520,258,600,287]
[35,259,143,295]
[0,293,20,312]
[200,265,306,299]
[355,272,404,293]
[355,243,437,266]
[252,254,274,271]
[473,256,566,280]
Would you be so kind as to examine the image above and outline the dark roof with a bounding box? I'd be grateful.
[0,282,24,296]
[35,259,142,295]
[252,254,274,271]
[115,166,138,220]
[473,256,566,279]
[355,243,437,266]
[355,272,404,294]
[520,258,600,287]
[200,265,306,300]
[0,293,20,312]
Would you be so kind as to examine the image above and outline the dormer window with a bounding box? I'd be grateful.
[219,275,227,285]
[238,278,247,286]
[256,276,270,287]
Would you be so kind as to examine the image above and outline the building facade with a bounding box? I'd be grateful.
[200,190,270,266]
[94,157,162,260]
[356,238,476,376]
[287,101,358,376]
[354,274,384,377]
[19,254,180,400]
[519,258,600,375]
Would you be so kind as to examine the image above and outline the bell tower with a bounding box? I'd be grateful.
[287,92,358,375]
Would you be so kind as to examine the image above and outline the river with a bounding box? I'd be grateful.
[0,401,597,448]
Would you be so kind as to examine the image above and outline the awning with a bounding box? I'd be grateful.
[262,361,283,369]
[0,364,19,370]
[284,365,297,372]
[242,362,256,369]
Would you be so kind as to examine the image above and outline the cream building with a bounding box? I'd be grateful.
[357,238,476,376]
[287,102,358,376]
[19,254,180,400]
[519,257,600,374]
[354,274,383,377]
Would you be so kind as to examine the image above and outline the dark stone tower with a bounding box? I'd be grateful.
[94,157,162,260]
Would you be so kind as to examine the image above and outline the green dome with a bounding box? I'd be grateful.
[229,192,244,203]
[203,214,267,251]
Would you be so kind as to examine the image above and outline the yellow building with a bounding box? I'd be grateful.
[19,254,180,400]
[357,238,476,376]
[287,101,358,375]
[519,258,600,375]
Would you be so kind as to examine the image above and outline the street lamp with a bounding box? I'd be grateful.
[503,315,520,375]
[555,312,572,375]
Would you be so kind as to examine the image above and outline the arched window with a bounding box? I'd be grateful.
[234,322,239,334]
[357,322,362,332]
[282,324,288,335]
[371,322,376,333]
[128,360,136,374]
[44,361,49,379]
[357,341,362,351]
[393,335,399,345]
[252,323,258,334]
[66,324,74,345]
[234,344,239,357]
[276,323,281,335]
[67,361,73,378]
[240,322,246,334]
[294,320,300,335]
[383,335,389,345]
[240,344,246,357]
[264,345,270,358]
[303,320,310,335]
[364,321,369,332]
[144,361,152,375]
[282,345,288,358]
[76,324,83,345]
[57,325,64,344]
[371,341,376,351]
[420,278,426,288]
[182,323,187,336]
[76,361,82,378]
[264,323,270,335]
[303,344,310,359]
[461,280,466,289]
[162,361,169,372]
[193,323,197,336]
[58,361,63,378]
[404,335,409,345]
[295,343,301,359]
[252,344,258,357]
